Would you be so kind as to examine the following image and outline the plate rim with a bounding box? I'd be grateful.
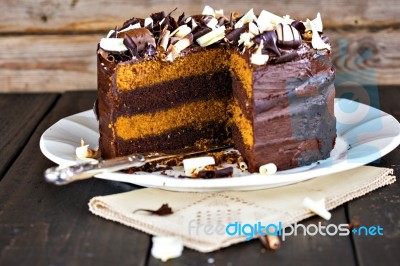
[40,98,400,192]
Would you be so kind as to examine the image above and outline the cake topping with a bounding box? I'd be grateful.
[196,25,226,47]
[98,6,331,65]
[253,30,281,56]
[276,23,302,49]
[250,41,269,65]
[259,163,277,175]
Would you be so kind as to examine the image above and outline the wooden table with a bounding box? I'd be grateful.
[0,88,399,265]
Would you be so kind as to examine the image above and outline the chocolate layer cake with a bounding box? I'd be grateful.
[96,6,336,172]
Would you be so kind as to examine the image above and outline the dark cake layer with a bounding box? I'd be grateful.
[115,71,232,116]
[104,121,231,158]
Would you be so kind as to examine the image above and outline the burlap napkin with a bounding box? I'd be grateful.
[88,166,395,252]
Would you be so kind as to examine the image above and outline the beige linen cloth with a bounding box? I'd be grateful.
[89,166,395,252]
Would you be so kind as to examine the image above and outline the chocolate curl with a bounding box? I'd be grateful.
[291,20,306,35]
[123,35,140,58]
[275,51,299,64]
[253,31,281,56]
[225,27,247,44]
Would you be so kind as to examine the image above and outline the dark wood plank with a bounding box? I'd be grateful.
[148,207,355,265]
[0,91,150,266]
[345,88,400,266]
[1,28,400,92]
[0,93,58,178]
[0,0,398,33]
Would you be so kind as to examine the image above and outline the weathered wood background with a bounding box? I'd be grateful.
[1,0,399,92]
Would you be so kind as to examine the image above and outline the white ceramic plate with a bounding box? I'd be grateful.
[40,98,400,191]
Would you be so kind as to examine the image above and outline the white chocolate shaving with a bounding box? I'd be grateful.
[196,26,225,47]
[144,17,153,28]
[99,38,127,52]
[238,32,254,48]
[215,9,224,19]
[304,13,323,32]
[119,23,141,33]
[307,19,331,50]
[282,15,294,25]
[165,44,180,62]
[202,5,215,17]
[259,162,277,175]
[151,236,183,262]
[206,17,219,29]
[257,10,285,27]
[75,139,100,161]
[249,22,259,36]
[302,197,332,220]
[76,145,91,160]
[234,9,255,28]
[173,36,192,53]
[183,156,215,177]
[171,25,191,38]
[106,30,115,38]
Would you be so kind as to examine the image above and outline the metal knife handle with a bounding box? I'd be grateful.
[44,154,146,185]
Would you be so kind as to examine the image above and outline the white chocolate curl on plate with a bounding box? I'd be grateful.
[183,156,215,177]
[302,197,332,220]
[151,236,183,262]
[76,139,101,160]
[259,162,277,175]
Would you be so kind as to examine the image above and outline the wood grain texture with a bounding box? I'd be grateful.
[0,28,399,92]
[1,0,399,33]
[0,91,150,266]
[345,88,400,266]
[0,93,57,177]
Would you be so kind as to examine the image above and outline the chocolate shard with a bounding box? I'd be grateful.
[123,35,140,58]
[225,27,247,44]
[215,167,234,178]
[177,12,185,25]
[169,15,179,30]
[121,17,138,30]
[253,30,281,56]
[291,20,306,35]
[275,51,299,64]
[150,11,166,23]
[133,204,173,216]
[197,166,234,178]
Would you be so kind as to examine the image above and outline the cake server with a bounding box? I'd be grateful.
[44,146,228,185]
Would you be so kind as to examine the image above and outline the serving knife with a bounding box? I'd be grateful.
[44,146,228,185]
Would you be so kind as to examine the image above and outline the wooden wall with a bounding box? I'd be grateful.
[1,0,399,92]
